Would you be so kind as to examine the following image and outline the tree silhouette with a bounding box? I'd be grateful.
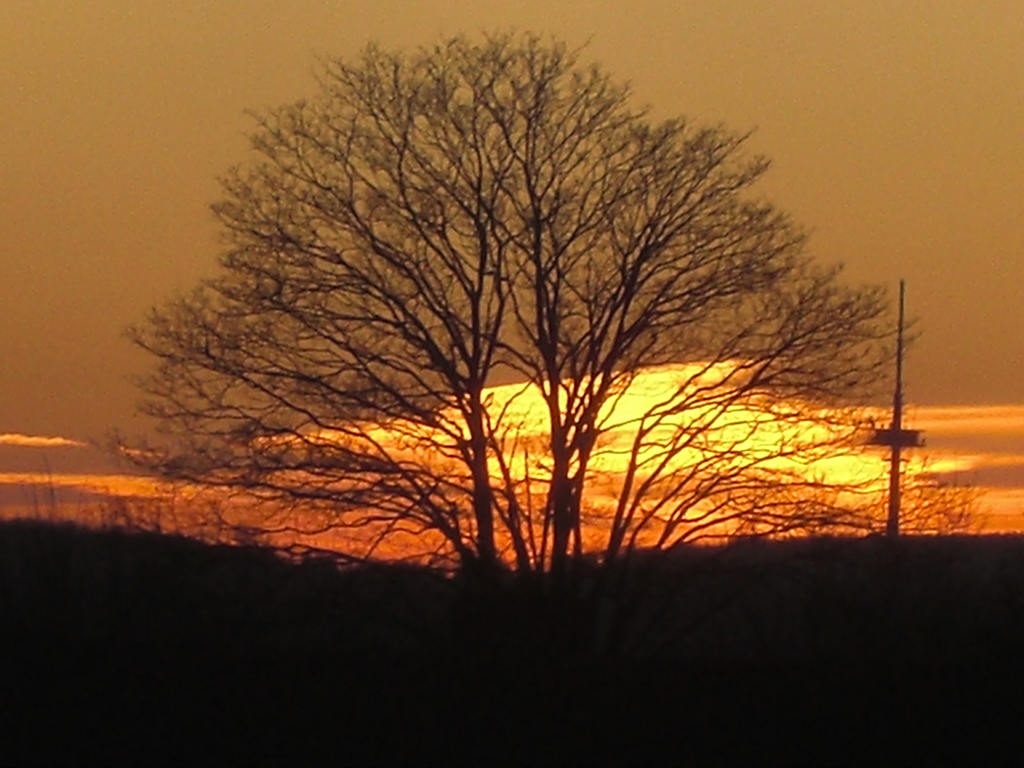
[129,33,891,583]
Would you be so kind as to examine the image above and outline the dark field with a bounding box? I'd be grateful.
[3,520,1024,766]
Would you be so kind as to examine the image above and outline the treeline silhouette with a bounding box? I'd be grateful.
[3,519,1024,766]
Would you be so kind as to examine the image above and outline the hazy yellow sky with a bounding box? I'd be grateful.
[2,0,1022,444]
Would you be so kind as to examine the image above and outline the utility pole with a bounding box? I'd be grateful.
[869,280,923,537]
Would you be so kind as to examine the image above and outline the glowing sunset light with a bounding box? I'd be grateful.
[3,383,1018,546]
[966,453,1024,469]
[476,364,884,487]
[296,363,900,544]
[108,360,1006,554]
[911,406,1024,434]
[0,472,169,498]
[0,433,86,448]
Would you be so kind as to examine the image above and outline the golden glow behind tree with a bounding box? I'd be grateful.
[130,33,892,580]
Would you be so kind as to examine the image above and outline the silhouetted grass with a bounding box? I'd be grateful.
[3,519,1024,765]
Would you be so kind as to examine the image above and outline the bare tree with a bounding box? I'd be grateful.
[906,476,986,534]
[128,33,891,584]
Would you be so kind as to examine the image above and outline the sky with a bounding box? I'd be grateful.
[1,1,1022,520]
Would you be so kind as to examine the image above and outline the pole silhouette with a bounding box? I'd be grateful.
[870,280,923,537]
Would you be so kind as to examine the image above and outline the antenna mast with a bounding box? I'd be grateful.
[869,279,923,537]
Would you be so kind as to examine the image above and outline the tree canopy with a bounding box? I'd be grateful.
[130,33,892,580]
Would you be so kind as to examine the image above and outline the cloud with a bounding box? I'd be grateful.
[0,433,86,448]
[0,472,166,497]
[910,405,1024,434]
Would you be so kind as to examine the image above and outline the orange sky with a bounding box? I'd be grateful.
[1,1,1022,450]
[3,398,1024,529]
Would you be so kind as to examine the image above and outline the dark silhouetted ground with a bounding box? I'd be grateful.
[3,520,1024,766]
